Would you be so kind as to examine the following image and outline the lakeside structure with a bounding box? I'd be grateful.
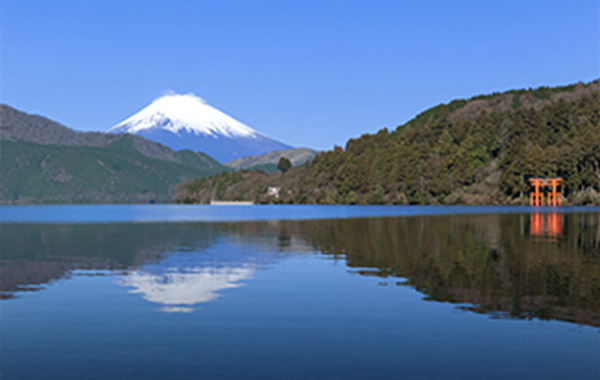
[209,200,254,205]
[529,178,563,207]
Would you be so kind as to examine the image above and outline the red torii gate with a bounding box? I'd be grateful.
[529,178,544,206]
[546,178,562,206]
[528,177,562,207]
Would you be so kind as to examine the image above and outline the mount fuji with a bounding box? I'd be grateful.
[108,93,291,162]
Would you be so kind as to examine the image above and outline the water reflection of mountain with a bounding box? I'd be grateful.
[1,213,598,325]
[0,223,209,298]
[0,222,308,301]
[121,265,255,313]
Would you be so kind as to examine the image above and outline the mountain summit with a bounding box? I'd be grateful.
[108,93,291,162]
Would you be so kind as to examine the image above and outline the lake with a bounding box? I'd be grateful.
[1,205,599,379]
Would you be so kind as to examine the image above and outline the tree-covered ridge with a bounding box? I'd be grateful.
[0,105,229,204]
[313,80,599,203]
[405,80,598,127]
[177,80,600,205]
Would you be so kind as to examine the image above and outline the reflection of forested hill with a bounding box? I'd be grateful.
[293,213,600,326]
[2,213,598,325]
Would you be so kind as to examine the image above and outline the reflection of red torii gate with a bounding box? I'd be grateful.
[530,213,562,239]
[528,177,562,206]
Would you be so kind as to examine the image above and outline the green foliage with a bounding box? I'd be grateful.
[177,80,600,205]
[308,84,599,204]
[1,140,227,203]
[512,93,522,109]
[246,163,278,173]
[277,156,292,173]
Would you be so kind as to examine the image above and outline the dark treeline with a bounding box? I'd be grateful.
[176,81,599,205]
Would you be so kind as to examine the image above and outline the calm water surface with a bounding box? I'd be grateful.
[1,205,599,379]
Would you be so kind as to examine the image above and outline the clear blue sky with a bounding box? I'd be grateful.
[1,0,598,150]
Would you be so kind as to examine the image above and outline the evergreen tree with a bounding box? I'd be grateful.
[277,157,292,173]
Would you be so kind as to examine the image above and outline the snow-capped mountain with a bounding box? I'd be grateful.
[108,93,291,162]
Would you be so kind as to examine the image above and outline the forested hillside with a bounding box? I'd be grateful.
[1,105,228,203]
[176,80,600,205]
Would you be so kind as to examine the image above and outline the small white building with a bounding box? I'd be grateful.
[267,186,280,199]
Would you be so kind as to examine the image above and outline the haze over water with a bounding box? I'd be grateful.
[1,206,599,379]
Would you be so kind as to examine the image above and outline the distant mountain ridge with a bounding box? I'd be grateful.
[225,148,318,171]
[0,105,228,204]
[108,93,291,162]
[2,104,189,164]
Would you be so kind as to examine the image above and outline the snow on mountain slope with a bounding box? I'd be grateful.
[108,93,291,162]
